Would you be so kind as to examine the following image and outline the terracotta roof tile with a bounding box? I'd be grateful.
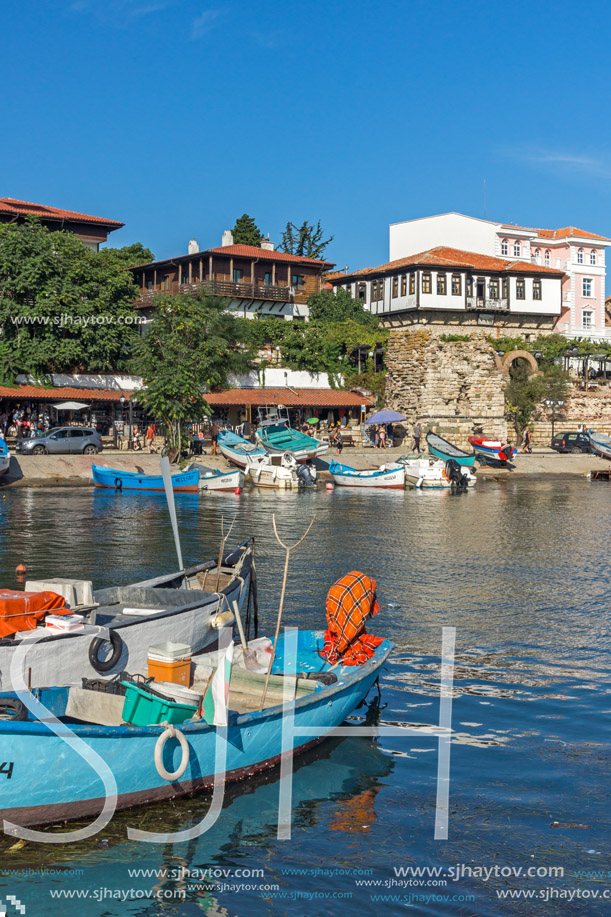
[204,388,373,408]
[331,246,565,281]
[0,198,123,229]
[206,245,334,266]
[0,384,132,401]
[501,224,610,242]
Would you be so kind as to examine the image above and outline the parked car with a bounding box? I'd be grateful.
[16,427,103,456]
[551,431,591,454]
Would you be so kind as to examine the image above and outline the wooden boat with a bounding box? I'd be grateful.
[328,461,405,489]
[0,541,254,693]
[197,464,244,492]
[92,463,199,493]
[588,430,611,460]
[426,431,476,467]
[217,430,267,469]
[468,437,516,463]
[400,456,476,489]
[255,408,328,462]
[0,631,392,827]
[245,452,301,489]
[0,436,9,476]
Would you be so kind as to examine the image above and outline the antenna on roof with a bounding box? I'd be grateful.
[344,265,349,274]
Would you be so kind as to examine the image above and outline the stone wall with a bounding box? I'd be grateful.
[531,388,611,444]
[384,329,507,447]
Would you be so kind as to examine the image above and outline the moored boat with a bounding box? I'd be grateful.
[426,431,476,467]
[0,436,9,476]
[217,430,267,469]
[245,452,317,489]
[255,408,328,461]
[328,461,405,489]
[0,631,392,827]
[0,540,254,692]
[468,436,516,463]
[197,464,244,492]
[92,463,199,493]
[400,456,476,489]
[588,430,611,460]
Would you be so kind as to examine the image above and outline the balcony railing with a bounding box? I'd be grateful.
[466,297,509,311]
[137,278,293,306]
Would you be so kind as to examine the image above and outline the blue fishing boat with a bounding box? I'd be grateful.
[255,408,328,462]
[217,429,267,469]
[468,436,516,464]
[328,461,405,489]
[588,430,611,460]
[0,436,9,476]
[426,431,476,467]
[91,463,199,492]
[0,631,392,826]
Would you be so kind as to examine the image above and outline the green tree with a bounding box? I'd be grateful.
[99,242,154,269]
[131,292,252,453]
[504,362,545,440]
[278,220,333,259]
[231,214,263,247]
[0,219,141,378]
[306,288,377,326]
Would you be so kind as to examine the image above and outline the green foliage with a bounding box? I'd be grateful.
[231,214,263,247]
[278,220,333,260]
[489,333,611,367]
[131,292,252,451]
[539,363,570,405]
[99,242,154,269]
[306,288,377,326]
[0,219,141,378]
[504,362,545,438]
[440,333,471,342]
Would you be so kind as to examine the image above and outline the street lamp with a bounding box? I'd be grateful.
[545,398,564,440]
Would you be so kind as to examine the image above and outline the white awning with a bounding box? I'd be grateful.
[52,401,89,411]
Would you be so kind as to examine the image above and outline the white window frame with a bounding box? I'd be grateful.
[582,277,593,298]
[544,250,551,266]
[513,241,521,258]
[577,248,584,264]
[582,310,593,329]
[501,239,508,256]
[590,250,597,265]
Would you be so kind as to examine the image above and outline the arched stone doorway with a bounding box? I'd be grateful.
[498,350,539,376]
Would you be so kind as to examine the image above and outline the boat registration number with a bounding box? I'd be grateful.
[0,762,14,779]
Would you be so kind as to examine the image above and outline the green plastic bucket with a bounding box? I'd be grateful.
[121,682,197,726]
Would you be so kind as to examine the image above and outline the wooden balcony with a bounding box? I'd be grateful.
[466,297,509,311]
[137,278,293,306]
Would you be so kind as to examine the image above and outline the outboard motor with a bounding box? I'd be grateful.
[445,458,469,492]
[500,444,513,462]
[296,461,317,487]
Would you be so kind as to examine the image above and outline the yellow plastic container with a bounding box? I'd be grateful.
[147,657,191,686]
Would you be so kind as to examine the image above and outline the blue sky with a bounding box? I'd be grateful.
[4,0,611,273]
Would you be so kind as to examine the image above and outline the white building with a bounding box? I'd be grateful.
[329,246,564,338]
[389,213,610,338]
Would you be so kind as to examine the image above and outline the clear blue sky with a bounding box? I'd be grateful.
[4,0,611,274]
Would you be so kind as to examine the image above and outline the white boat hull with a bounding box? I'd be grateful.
[199,468,244,491]
[329,463,405,489]
[402,459,476,489]
[0,455,9,476]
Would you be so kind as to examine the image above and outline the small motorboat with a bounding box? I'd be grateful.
[197,464,244,492]
[0,436,9,476]
[92,463,199,492]
[328,461,405,489]
[588,430,611,460]
[0,540,254,692]
[468,437,516,463]
[217,430,267,469]
[426,431,476,467]
[255,407,329,462]
[400,456,476,489]
[245,452,317,489]
[0,630,392,827]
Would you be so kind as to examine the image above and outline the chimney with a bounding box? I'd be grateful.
[222,230,234,247]
[261,234,274,251]
[188,238,199,254]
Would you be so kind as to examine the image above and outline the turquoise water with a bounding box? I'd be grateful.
[0,479,610,915]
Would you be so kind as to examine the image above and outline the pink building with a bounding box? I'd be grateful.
[389,214,611,338]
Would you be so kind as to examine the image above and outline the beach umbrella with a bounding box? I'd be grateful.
[363,410,406,425]
[53,401,89,411]
[307,417,319,424]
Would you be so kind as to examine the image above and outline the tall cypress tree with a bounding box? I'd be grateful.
[232,214,263,247]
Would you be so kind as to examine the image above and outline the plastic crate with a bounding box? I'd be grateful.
[121,681,197,726]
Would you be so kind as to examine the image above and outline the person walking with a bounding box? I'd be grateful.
[210,421,220,456]
[333,426,344,455]
[413,422,422,453]
[521,426,532,454]
[378,424,387,449]
[145,423,155,453]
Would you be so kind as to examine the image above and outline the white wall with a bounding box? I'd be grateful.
[389,213,498,261]
[227,369,336,389]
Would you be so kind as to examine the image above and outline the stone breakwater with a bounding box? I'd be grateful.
[384,329,507,448]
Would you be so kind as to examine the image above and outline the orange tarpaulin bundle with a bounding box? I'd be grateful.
[0,590,69,638]
[319,571,384,666]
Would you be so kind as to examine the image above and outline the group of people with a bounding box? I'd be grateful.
[0,406,51,439]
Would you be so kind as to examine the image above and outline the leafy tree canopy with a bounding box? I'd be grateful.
[278,220,333,260]
[306,288,378,326]
[0,219,141,381]
[99,242,154,269]
[231,214,263,247]
[131,292,252,451]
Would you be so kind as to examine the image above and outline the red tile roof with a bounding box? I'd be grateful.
[0,385,132,402]
[130,245,335,271]
[501,224,610,242]
[332,246,566,281]
[204,388,373,408]
[0,198,124,229]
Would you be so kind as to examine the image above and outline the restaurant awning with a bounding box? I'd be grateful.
[53,401,89,411]
[203,388,373,408]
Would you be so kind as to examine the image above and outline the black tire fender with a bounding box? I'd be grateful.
[88,631,124,673]
[0,697,28,721]
[114,477,123,490]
